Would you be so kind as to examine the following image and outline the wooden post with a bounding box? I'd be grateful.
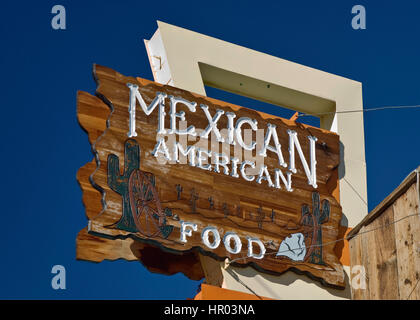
[199,254,224,287]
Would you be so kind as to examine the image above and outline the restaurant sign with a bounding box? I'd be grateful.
[76,65,345,287]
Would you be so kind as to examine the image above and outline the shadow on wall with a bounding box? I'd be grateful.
[338,141,349,227]
[332,141,349,267]
[224,265,352,300]
[339,141,346,180]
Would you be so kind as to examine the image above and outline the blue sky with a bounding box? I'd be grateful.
[1,0,419,299]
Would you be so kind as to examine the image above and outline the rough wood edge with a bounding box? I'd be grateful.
[76,88,205,280]
[348,166,420,239]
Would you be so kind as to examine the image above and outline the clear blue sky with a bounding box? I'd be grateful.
[1,0,419,299]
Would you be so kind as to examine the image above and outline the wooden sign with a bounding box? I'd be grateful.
[77,65,345,287]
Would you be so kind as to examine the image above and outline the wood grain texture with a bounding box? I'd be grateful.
[349,230,367,300]
[76,64,345,287]
[364,206,399,299]
[348,169,418,239]
[76,90,204,280]
[393,183,420,300]
[199,254,224,287]
[77,228,204,280]
[349,171,420,300]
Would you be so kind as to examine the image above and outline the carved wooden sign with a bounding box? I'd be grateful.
[77,65,345,287]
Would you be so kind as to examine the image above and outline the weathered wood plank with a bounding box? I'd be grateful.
[348,169,418,239]
[199,254,224,287]
[350,170,420,300]
[364,206,399,299]
[349,230,367,300]
[394,183,420,300]
[76,228,204,280]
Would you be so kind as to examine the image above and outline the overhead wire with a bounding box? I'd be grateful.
[224,105,420,297]
[296,104,420,118]
[226,211,420,299]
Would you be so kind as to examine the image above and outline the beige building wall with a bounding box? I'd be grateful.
[144,21,367,300]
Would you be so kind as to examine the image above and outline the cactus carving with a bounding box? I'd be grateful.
[301,192,330,265]
[107,139,173,238]
[108,139,140,232]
